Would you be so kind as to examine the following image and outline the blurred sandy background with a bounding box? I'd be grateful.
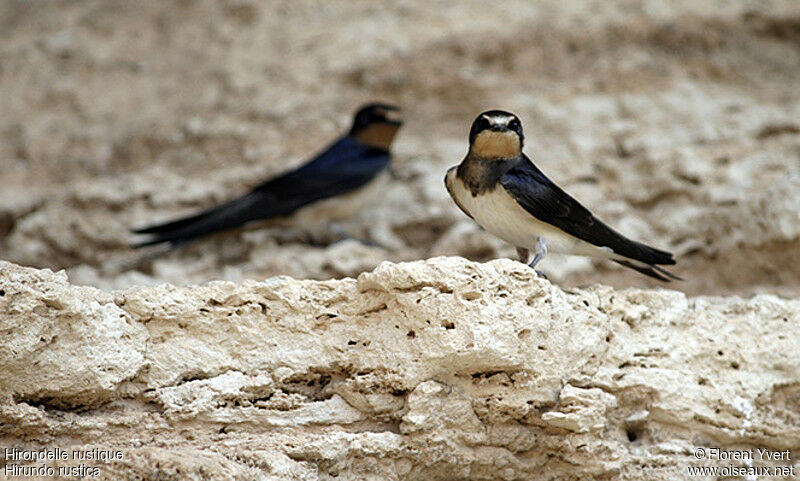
[1,0,799,296]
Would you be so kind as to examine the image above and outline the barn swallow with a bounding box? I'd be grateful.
[445,110,680,281]
[133,103,402,248]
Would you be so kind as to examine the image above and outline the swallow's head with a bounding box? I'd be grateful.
[350,103,403,150]
[468,110,524,159]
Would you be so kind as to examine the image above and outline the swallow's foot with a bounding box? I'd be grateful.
[516,247,530,264]
[524,237,548,275]
[303,231,327,248]
[349,237,381,248]
[330,224,382,248]
[535,270,549,280]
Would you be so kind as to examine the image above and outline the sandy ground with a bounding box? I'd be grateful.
[1,0,800,296]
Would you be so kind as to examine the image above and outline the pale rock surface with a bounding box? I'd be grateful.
[0,263,147,407]
[2,0,800,296]
[1,257,798,480]
[541,384,618,433]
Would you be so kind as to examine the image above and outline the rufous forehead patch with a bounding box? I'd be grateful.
[381,109,403,124]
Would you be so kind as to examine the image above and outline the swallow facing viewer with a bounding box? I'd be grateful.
[133,103,403,248]
[444,110,680,281]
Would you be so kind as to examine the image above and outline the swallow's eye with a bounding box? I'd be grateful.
[508,118,521,131]
[478,117,491,131]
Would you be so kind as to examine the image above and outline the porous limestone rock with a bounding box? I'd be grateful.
[2,0,800,297]
[0,263,147,407]
[1,257,798,480]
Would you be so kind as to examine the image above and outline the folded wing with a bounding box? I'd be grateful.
[133,137,390,247]
[499,156,678,280]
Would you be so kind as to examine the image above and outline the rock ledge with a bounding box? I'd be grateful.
[1,257,798,480]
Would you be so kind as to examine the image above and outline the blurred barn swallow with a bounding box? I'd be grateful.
[133,103,402,248]
[445,110,680,281]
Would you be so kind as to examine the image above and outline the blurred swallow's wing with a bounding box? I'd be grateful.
[252,136,390,204]
[133,136,390,246]
[499,156,675,266]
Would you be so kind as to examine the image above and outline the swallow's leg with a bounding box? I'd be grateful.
[516,247,530,264]
[303,230,327,247]
[529,237,548,279]
[529,237,547,268]
[330,223,380,247]
[330,223,357,243]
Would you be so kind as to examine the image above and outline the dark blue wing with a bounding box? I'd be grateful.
[499,156,675,266]
[251,136,391,211]
[133,136,390,246]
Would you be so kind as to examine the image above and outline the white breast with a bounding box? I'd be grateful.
[445,167,613,258]
[287,171,389,228]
